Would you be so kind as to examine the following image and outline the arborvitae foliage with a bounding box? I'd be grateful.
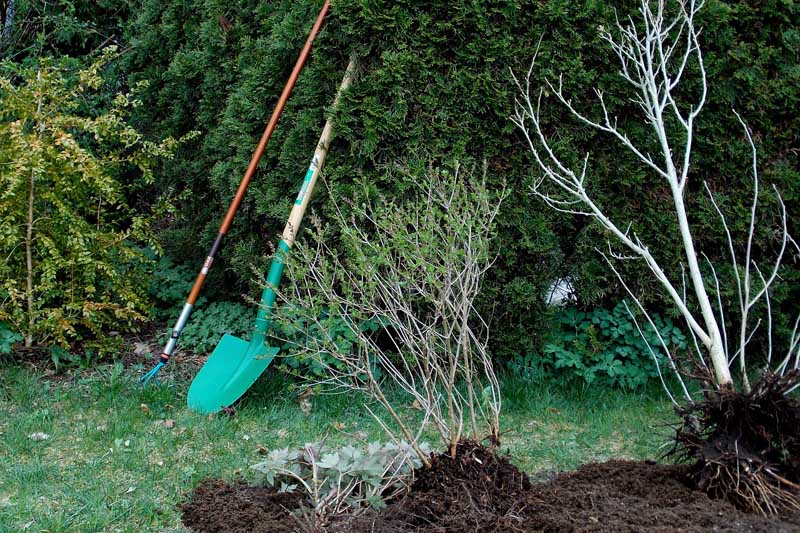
[0,0,130,61]
[122,0,798,360]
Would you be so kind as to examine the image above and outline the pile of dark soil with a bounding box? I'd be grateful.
[179,479,304,533]
[182,449,800,532]
[525,460,800,532]
[360,440,532,532]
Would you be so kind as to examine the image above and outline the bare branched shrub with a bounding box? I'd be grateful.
[275,166,506,465]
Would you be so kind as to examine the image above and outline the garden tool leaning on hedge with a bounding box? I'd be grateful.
[139,0,331,388]
[186,60,356,413]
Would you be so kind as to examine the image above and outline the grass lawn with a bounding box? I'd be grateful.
[0,362,676,532]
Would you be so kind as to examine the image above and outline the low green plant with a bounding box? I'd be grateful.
[175,301,253,355]
[275,309,384,384]
[49,344,109,372]
[515,300,687,389]
[506,351,552,383]
[148,254,200,320]
[0,321,23,355]
[156,290,383,370]
[251,440,431,521]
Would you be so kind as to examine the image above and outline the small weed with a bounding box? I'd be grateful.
[0,322,22,356]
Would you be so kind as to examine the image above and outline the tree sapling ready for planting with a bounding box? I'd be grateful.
[513,0,800,514]
[275,166,507,466]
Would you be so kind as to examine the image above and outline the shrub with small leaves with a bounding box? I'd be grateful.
[251,441,431,521]
[0,48,195,352]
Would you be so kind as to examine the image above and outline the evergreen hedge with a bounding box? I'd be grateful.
[119,0,798,360]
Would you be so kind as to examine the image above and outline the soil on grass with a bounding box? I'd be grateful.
[523,461,800,532]
[179,479,304,533]
[181,446,800,533]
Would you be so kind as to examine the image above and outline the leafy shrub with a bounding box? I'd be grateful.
[251,441,431,519]
[0,321,23,356]
[0,49,192,351]
[512,300,687,389]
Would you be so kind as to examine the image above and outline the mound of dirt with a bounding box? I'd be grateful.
[525,460,800,532]
[181,451,800,532]
[179,479,304,533]
[361,440,532,532]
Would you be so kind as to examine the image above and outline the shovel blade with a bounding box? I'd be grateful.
[187,334,279,414]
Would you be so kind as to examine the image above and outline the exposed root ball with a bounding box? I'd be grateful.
[673,371,800,515]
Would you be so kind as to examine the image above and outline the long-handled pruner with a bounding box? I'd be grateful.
[140,0,331,386]
[186,59,356,413]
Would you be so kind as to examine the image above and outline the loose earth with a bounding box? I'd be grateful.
[181,444,800,532]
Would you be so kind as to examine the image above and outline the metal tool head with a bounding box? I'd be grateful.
[187,334,279,414]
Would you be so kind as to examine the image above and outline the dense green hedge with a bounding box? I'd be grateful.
[16,1,794,360]
[118,0,798,360]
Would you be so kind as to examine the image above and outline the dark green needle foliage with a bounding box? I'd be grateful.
[16,0,795,363]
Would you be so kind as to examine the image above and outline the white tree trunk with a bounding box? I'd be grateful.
[670,181,732,387]
[510,0,763,394]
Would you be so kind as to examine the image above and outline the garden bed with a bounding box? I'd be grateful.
[180,443,800,532]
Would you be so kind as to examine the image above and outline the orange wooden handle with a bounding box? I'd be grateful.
[219,0,331,235]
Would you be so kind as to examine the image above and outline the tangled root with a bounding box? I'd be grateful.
[672,371,800,515]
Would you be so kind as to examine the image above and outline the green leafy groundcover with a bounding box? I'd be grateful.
[546,300,687,389]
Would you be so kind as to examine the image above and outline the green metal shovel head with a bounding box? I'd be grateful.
[187,333,279,414]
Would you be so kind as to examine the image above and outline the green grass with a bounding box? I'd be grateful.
[0,363,676,532]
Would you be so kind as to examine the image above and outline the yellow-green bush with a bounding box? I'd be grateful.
[0,49,191,351]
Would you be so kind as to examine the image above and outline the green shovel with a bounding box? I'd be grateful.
[187,60,356,414]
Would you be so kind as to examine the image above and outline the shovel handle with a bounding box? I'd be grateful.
[254,59,357,337]
[149,0,331,370]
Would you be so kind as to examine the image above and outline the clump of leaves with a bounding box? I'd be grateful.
[0,321,23,356]
[275,307,385,383]
[0,48,196,351]
[148,254,199,320]
[251,441,431,522]
[517,300,687,389]
[176,301,253,355]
